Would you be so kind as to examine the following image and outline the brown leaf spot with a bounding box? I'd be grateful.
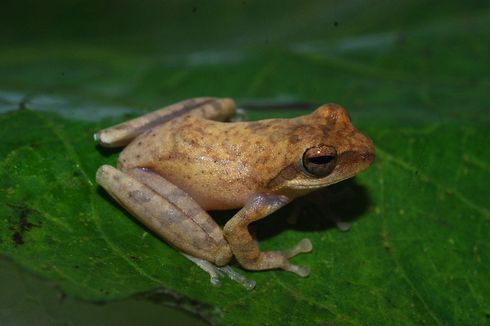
[12,231,24,245]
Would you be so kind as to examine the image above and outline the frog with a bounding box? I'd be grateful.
[94,97,374,289]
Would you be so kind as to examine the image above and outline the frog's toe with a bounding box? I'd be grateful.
[210,275,222,287]
[284,264,310,277]
[182,253,221,286]
[217,266,256,290]
[284,238,313,258]
[336,221,351,232]
[297,238,313,252]
[280,239,312,277]
[182,253,255,290]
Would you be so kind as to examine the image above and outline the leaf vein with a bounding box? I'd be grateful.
[376,146,490,218]
[271,273,338,317]
[379,162,444,325]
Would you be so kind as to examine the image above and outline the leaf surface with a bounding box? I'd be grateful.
[1,1,489,325]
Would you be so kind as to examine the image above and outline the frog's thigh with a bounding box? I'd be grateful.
[96,165,232,266]
[94,97,236,147]
[223,195,313,277]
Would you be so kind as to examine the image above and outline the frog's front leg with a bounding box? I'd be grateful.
[96,165,254,288]
[223,195,313,277]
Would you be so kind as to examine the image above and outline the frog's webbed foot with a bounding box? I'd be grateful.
[182,253,256,290]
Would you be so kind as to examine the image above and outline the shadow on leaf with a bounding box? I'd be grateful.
[95,144,122,158]
[251,178,373,242]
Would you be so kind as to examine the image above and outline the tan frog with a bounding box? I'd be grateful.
[94,97,374,289]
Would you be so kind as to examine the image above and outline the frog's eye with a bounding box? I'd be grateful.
[302,145,337,177]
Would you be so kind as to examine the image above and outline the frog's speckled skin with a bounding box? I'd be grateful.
[95,97,374,287]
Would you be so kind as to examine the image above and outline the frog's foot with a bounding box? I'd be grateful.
[281,238,313,277]
[234,238,313,278]
[336,220,351,232]
[284,238,313,258]
[182,253,256,290]
[230,107,247,122]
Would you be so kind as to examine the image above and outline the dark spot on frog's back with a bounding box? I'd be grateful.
[289,134,301,144]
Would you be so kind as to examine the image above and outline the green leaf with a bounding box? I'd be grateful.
[0,258,206,325]
[1,1,489,325]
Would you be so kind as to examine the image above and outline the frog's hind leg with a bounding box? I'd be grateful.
[96,164,231,265]
[96,164,255,289]
[94,97,236,148]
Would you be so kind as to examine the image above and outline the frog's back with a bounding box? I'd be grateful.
[116,103,372,210]
[118,114,305,210]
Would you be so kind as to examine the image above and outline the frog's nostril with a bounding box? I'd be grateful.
[361,151,375,163]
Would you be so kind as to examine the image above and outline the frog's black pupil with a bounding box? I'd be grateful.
[308,156,335,165]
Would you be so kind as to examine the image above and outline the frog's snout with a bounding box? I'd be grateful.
[355,132,375,166]
[361,150,375,165]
